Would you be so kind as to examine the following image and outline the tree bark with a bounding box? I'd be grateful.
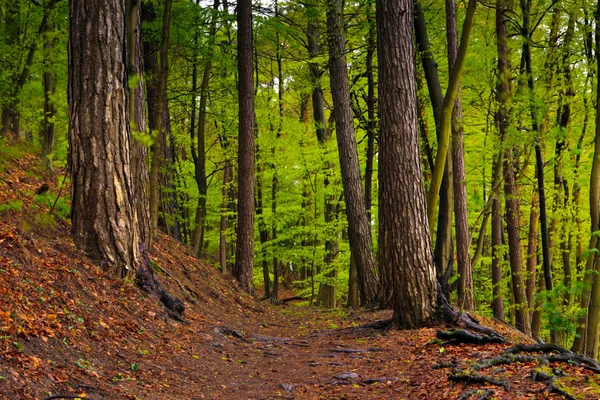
[325,0,379,305]
[446,0,474,311]
[41,10,55,173]
[233,0,255,294]
[126,0,150,249]
[68,0,183,316]
[147,0,173,246]
[377,0,438,328]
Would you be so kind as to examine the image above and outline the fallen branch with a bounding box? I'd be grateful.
[458,388,494,400]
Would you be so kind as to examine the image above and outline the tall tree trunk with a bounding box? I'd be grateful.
[147,0,173,246]
[520,0,554,342]
[191,0,219,257]
[41,12,55,173]
[377,0,438,328]
[326,0,378,305]
[491,156,505,321]
[446,0,474,311]
[126,0,150,249]
[425,0,477,233]
[576,0,600,358]
[220,163,232,274]
[497,0,530,335]
[364,0,376,224]
[305,4,339,308]
[233,0,255,294]
[414,2,454,283]
[68,0,183,316]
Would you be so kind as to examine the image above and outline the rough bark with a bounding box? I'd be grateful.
[325,0,378,305]
[491,155,505,321]
[446,0,474,311]
[425,0,477,233]
[68,0,183,316]
[41,11,55,173]
[126,0,150,249]
[377,0,438,328]
[147,0,173,246]
[233,0,255,294]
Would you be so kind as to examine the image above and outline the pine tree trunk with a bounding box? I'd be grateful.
[326,0,378,305]
[233,0,255,294]
[41,13,55,173]
[446,0,474,311]
[377,0,438,329]
[126,0,150,249]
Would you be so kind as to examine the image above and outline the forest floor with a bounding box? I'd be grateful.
[1,144,600,399]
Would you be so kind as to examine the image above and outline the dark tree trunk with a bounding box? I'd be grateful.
[491,165,505,321]
[364,0,376,224]
[413,2,454,285]
[41,13,55,173]
[233,0,255,294]
[68,0,183,316]
[146,0,173,245]
[127,0,150,249]
[191,0,219,257]
[520,0,554,341]
[446,0,474,311]
[306,5,339,308]
[377,0,438,328]
[497,0,530,335]
[326,0,378,305]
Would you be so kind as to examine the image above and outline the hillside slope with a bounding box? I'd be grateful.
[1,148,599,399]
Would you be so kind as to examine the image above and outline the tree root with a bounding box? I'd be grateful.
[437,329,504,345]
[449,373,510,390]
[457,388,494,400]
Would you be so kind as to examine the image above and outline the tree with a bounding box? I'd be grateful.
[68,0,182,315]
[376,0,438,328]
[325,0,378,305]
[233,0,255,294]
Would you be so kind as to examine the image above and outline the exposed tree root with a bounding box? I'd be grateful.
[449,373,510,390]
[437,329,504,345]
[445,338,598,398]
[457,388,495,400]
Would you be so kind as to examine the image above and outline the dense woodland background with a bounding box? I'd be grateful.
[3,0,600,360]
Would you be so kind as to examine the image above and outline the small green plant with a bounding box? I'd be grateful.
[0,200,22,214]
[75,358,92,370]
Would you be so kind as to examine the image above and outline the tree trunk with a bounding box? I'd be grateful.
[377,0,438,328]
[413,2,454,284]
[491,159,505,321]
[446,0,474,311]
[519,0,554,342]
[147,0,173,246]
[233,0,255,294]
[220,163,232,274]
[496,0,530,335]
[425,0,477,233]
[191,0,219,257]
[326,0,378,305]
[68,0,183,316]
[41,12,55,173]
[305,4,340,308]
[126,0,150,249]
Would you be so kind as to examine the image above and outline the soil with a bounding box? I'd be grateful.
[0,149,599,399]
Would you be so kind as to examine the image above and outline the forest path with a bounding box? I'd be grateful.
[110,305,578,400]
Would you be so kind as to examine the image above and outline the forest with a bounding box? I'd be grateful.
[2,0,600,398]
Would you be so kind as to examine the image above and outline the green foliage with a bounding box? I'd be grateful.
[0,200,22,214]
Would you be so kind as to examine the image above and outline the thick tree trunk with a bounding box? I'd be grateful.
[326,0,379,305]
[377,0,438,329]
[446,0,474,311]
[68,0,183,316]
[126,0,150,249]
[233,0,255,294]
[491,166,505,321]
